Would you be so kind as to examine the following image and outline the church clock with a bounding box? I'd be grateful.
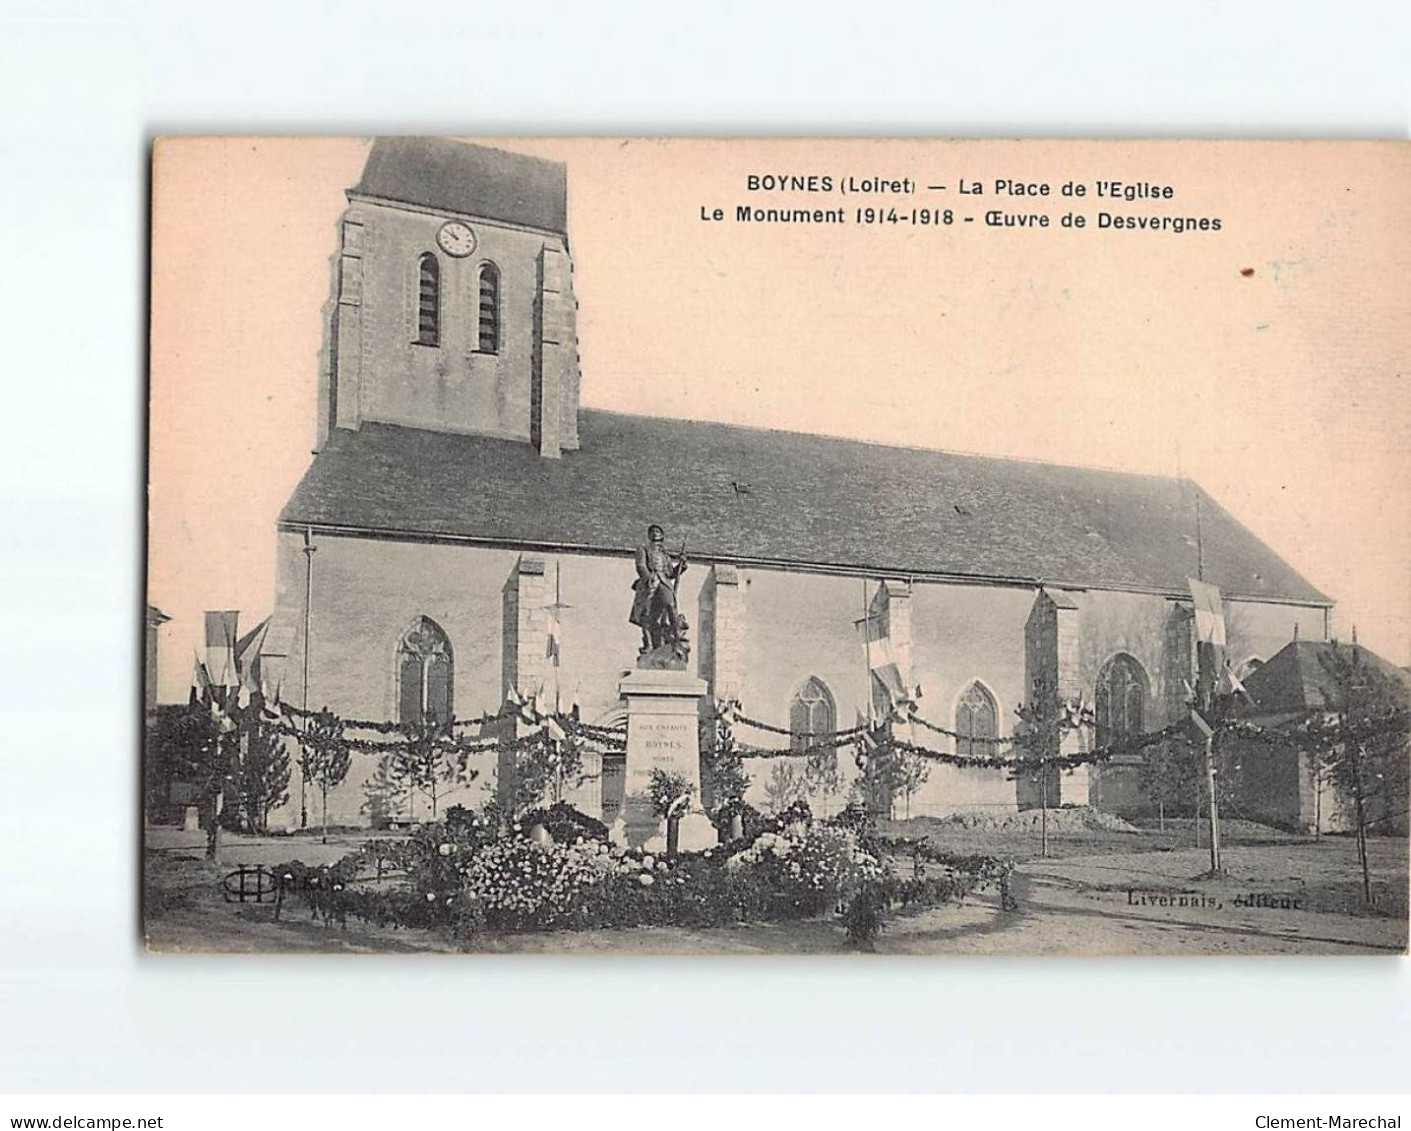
[436,220,476,257]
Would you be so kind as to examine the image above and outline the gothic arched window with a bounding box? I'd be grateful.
[397,617,453,725]
[955,681,998,760]
[789,677,836,754]
[476,262,500,354]
[416,253,440,346]
[1094,653,1147,750]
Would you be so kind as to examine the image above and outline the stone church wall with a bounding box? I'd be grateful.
[264,529,1329,831]
[905,584,1032,816]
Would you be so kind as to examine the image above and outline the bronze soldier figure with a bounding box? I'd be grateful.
[629,523,688,655]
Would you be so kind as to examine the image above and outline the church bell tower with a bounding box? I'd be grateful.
[319,138,581,457]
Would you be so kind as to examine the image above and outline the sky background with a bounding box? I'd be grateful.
[148,137,1411,701]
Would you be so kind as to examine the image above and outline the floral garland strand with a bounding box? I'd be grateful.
[734,717,1215,773]
[272,699,629,739]
[731,711,869,740]
[259,714,625,758]
[908,713,1017,746]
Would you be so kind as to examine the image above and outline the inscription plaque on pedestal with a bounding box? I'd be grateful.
[618,668,716,850]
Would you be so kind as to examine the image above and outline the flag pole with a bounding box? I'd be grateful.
[554,560,562,716]
[300,526,317,830]
[861,578,871,726]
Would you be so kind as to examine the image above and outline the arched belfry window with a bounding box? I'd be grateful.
[416,253,440,346]
[476,262,500,354]
[397,617,453,725]
[955,681,998,760]
[1094,653,1147,750]
[789,677,836,754]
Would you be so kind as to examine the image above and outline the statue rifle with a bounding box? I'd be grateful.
[672,538,687,594]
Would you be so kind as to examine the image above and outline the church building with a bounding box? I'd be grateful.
[257,138,1333,832]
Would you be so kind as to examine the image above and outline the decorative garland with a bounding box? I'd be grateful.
[725,707,1269,773]
[239,677,1388,774]
[731,712,869,740]
[257,699,627,759]
[909,713,1017,746]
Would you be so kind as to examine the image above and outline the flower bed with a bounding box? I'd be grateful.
[270,802,1014,947]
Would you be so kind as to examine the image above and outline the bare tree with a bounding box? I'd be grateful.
[1300,646,1410,906]
[298,708,352,843]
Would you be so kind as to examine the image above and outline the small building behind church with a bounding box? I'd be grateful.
[254,138,1335,833]
[1223,639,1410,835]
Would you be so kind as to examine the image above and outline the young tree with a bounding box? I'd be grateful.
[544,736,587,806]
[1302,645,1410,907]
[892,749,931,820]
[1012,673,1066,857]
[804,747,844,816]
[763,761,809,815]
[509,732,584,815]
[648,767,694,854]
[236,722,291,833]
[149,702,236,860]
[852,737,905,820]
[298,708,352,843]
[361,755,410,828]
[393,716,478,821]
[701,706,751,814]
[1138,736,1203,832]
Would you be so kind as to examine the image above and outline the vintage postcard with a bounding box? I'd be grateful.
[144,137,1409,955]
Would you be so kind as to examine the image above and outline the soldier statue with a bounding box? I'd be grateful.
[629,523,690,664]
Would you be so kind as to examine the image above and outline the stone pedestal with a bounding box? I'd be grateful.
[619,668,717,851]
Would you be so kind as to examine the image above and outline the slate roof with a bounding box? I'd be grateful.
[1242,640,1409,714]
[351,138,567,234]
[282,410,1330,605]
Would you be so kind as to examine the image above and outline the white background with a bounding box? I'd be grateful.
[1,0,1408,1095]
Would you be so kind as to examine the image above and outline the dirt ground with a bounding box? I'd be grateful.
[142,823,1407,956]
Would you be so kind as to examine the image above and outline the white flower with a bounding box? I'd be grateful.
[642,855,655,869]
[425,892,436,902]
[438,842,454,856]
[638,873,655,886]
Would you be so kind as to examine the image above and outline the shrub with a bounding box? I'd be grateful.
[269,805,997,945]
[830,800,872,837]
[461,837,610,931]
[710,798,766,844]
[766,798,813,831]
[843,882,887,950]
[516,801,608,845]
[725,821,881,915]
